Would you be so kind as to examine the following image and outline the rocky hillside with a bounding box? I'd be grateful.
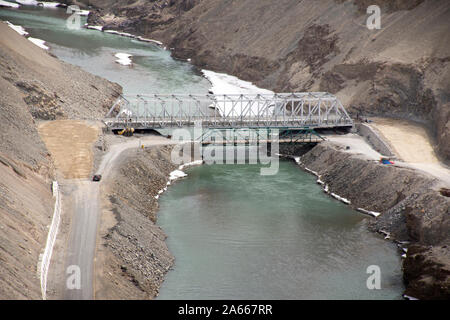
[0,22,121,172]
[72,0,449,161]
[0,21,121,299]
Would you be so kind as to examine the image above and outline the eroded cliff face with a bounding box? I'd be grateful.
[71,0,449,161]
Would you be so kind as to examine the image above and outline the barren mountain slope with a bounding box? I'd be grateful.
[78,0,449,161]
[0,22,122,299]
[0,22,121,170]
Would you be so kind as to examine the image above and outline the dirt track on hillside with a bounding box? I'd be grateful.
[38,120,99,179]
[370,118,450,186]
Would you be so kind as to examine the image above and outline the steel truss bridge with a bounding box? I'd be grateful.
[104,92,353,143]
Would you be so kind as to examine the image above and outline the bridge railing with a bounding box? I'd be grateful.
[105,93,353,129]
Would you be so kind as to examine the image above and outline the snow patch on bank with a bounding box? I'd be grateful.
[202,69,274,117]
[169,170,187,180]
[39,2,61,8]
[6,21,28,36]
[115,53,132,66]
[16,0,38,5]
[179,160,203,170]
[0,0,20,8]
[330,192,351,205]
[13,1,61,7]
[356,208,381,218]
[86,25,103,31]
[154,160,204,199]
[87,28,163,46]
[28,37,49,50]
[202,70,273,95]
[5,21,51,50]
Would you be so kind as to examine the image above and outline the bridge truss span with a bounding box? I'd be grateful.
[105,92,353,130]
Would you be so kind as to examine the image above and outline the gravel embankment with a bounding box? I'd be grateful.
[95,143,178,299]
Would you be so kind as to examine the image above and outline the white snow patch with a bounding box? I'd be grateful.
[357,208,381,218]
[103,30,163,46]
[0,0,20,8]
[202,69,274,117]
[330,192,351,205]
[304,167,319,176]
[86,25,103,31]
[179,160,203,171]
[154,161,203,200]
[28,37,49,50]
[105,30,132,38]
[169,170,187,181]
[6,21,29,36]
[136,36,162,45]
[104,30,120,35]
[203,69,273,95]
[115,53,132,66]
[402,294,418,300]
[39,2,61,8]
[16,0,38,5]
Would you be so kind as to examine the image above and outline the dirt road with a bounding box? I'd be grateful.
[62,180,99,300]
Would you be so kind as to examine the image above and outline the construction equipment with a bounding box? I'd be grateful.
[118,127,135,137]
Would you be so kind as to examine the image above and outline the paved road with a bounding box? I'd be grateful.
[62,136,174,299]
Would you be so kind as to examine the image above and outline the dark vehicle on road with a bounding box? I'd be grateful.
[93,174,102,182]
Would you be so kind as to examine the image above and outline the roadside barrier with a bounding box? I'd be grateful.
[40,181,61,300]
